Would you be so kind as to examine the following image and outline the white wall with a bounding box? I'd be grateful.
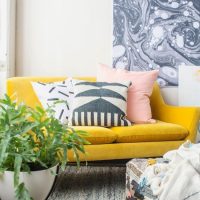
[16,0,112,77]
[0,0,8,97]
[0,0,16,96]
[161,87,178,105]
[16,0,178,105]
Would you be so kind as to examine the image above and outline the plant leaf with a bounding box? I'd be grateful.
[20,123,39,135]
[61,145,67,170]
[0,167,5,175]
[15,182,33,200]
[14,155,22,187]
[0,132,11,165]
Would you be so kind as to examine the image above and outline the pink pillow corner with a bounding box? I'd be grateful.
[97,63,159,123]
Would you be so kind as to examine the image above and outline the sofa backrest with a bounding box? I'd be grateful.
[7,77,165,118]
[7,77,95,108]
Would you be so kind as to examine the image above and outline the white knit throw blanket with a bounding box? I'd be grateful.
[140,141,200,200]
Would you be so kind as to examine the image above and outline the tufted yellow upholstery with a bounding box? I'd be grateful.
[7,77,200,161]
[72,126,117,144]
[111,121,188,143]
[67,141,185,161]
[150,83,200,142]
[6,77,95,108]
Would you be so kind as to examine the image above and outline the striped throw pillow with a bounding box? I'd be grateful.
[69,81,132,127]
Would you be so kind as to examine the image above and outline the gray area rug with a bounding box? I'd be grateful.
[48,166,126,200]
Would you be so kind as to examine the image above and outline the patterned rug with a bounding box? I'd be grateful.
[48,165,126,200]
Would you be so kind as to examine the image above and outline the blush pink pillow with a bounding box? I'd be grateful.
[97,64,159,123]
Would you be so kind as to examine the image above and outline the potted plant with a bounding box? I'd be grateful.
[0,95,89,200]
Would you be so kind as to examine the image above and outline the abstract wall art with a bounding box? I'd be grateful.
[113,0,200,86]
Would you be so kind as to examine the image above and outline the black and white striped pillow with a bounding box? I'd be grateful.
[69,80,132,127]
[31,78,74,124]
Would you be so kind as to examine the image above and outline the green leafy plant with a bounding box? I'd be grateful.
[0,95,89,200]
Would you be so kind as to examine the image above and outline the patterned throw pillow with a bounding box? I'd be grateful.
[31,78,74,124]
[69,80,132,127]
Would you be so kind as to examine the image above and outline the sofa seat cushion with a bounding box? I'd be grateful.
[71,126,117,144]
[110,121,188,143]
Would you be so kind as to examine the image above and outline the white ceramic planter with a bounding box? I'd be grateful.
[0,165,58,200]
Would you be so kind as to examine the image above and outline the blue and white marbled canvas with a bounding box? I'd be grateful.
[113,0,200,86]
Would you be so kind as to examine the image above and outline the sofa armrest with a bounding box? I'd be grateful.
[153,104,200,142]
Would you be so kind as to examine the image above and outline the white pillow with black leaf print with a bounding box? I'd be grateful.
[31,78,74,124]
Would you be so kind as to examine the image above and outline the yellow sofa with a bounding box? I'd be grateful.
[7,77,200,161]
